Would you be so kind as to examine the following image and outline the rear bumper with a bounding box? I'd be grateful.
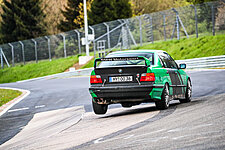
[89,85,163,101]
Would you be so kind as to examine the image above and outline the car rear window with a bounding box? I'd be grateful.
[97,53,154,68]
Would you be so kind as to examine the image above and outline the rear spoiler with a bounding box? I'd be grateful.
[94,56,151,69]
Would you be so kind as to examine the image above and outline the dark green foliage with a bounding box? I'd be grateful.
[58,0,83,32]
[0,0,47,44]
[88,0,132,25]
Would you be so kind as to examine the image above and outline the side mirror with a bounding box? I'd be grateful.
[179,63,186,69]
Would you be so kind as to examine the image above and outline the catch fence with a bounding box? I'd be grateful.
[0,0,224,69]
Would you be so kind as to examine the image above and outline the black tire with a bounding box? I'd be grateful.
[180,79,192,103]
[92,101,108,115]
[155,83,170,110]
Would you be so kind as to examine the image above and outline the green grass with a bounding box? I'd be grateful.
[80,58,95,69]
[0,89,22,107]
[81,34,225,69]
[1,35,224,84]
[0,55,79,83]
[133,34,225,60]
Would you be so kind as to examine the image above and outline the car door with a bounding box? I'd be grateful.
[159,52,183,98]
[165,53,185,98]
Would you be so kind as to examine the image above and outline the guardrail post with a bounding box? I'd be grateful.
[0,48,3,69]
[89,26,96,59]
[44,36,51,61]
[138,16,143,46]
[211,4,215,36]
[60,34,67,58]
[74,30,81,54]
[19,41,25,65]
[8,43,15,66]
[31,39,38,63]
[103,22,111,49]
[191,5,198,38]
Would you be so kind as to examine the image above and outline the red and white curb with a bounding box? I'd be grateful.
[0,87,30,117]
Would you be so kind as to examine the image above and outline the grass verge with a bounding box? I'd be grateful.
[0,55,79,83]
[0,89,22,107]
[1,34,224,83]
[133,34,225,60]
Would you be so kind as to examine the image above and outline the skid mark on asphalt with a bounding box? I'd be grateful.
[1,104,162,150]
[0,106,84,150]
[71,105,176,149]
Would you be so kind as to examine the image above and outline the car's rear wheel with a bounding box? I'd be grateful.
[155,83,170,110]
[92,101,108,114]
[180,79,192,103]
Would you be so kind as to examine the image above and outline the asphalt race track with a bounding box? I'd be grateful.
[0,69,225,149]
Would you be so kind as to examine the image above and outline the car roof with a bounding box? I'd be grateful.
[108,50,165,55]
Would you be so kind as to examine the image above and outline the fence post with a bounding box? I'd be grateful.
[44,36,51,61]
[0,48,3,69]
[89,26,96,59]
[19,41,25,65]
[163,13,167,41]
[103,22,111,49]
[31,39,38,63]
[60,34,67,58]
[191,5,198,38]
[176,14,180,40]
[211,4,215,36]
[123,19,137,46]
[138,16,143,46]
[172,8,180,40]
[74,30,81,54]
[8,43,15,66]
[148,15,154,43]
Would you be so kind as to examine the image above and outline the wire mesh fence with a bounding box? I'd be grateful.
[0,0,224,69]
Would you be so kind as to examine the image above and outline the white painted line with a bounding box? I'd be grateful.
[8,107,29,113]
[0,87,30,117]
[35,105,45,109]
[94,138,104,144]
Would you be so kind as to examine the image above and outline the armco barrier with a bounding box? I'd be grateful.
[176,55,225,69]
[21,55,225,82]
[57,55,225,79]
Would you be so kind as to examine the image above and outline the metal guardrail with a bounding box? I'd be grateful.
[17,55,225,83]
[176,55,225,69]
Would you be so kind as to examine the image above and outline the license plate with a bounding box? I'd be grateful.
[109,76,133,82]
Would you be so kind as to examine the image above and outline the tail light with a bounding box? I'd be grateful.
[140,73,155,82]
[90,75,103,84]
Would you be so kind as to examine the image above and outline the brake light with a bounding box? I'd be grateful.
[140,73,155,82]
[90,75,103,84]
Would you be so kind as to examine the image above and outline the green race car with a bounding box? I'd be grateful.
[89,50,192,114]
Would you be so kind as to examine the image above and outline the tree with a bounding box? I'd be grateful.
[73,0,93,29]
[42,0,67,34]
[88,0,132,25]
[0,0,47,44]
[58,0,83,32]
